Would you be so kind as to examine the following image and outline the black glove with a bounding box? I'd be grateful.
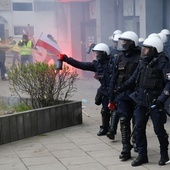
[58,54,68,61]
[151,99,164,109]
[18,41,24,46]
[115,84,126,94]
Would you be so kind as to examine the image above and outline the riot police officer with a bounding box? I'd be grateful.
[60,43,113,136]
[109,30,122,56]
[109,33,122,57]
[109,29,122,41]
[106,33,122,139]
[116,36,170,166]
[160,29,170,59]
[138,37,145,47]
[108,31,141,161]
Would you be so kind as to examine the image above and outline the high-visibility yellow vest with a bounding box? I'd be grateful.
[20,40,33,55]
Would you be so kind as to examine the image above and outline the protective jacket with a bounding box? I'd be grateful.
[109,47,141,101]
[164,43,170,59]
[123,53,170,106]
[18,40,33,55]
[9,39,20,53]
[64,56,112,96]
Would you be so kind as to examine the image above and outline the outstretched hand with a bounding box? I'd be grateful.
[58,54,68,61]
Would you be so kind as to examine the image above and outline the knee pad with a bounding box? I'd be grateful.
[120,117,127,124]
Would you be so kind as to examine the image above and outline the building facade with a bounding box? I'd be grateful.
[0,0,170,76]
[0,0,58,42]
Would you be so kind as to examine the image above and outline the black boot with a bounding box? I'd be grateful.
[97,111,110,136]
[132,142,138,153]
[119,117,132,161]
[107,111,119,140]
[131,155,149,166]
[119,144,132,161]
[158,133,169,165]
[97,126,108,136]
[159,154,169,165]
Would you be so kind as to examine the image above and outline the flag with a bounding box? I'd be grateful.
[23,29,27,35]
[36,33,62,56]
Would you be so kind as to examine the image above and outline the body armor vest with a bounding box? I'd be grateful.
[138,64,163,89]
[95,61,112,89]
[117,54,138,84]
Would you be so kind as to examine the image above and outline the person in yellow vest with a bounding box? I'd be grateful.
[18,34,34,65]
[8,36,20,67]
[0,47,8,80]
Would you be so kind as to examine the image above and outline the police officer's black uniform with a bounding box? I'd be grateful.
[62,45,113,136]
[109,47,140,160]
[109,31,141,161]
[117,37,170,166]
[164,36,170,59]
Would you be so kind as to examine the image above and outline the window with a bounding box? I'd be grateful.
[34,1,57,11]
[13,3,33,11]
[14,26,34,36]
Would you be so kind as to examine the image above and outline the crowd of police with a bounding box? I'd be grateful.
[1,27,170,166]
[59,29,170,167]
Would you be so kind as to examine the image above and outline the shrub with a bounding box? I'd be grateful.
[7,62,78,109]
[11,103,33,112]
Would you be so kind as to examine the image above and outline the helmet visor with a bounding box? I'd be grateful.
[93,51,104,61]
[141,46,150,58]
[118,39,131,51]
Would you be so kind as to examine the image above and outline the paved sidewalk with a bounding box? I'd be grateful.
[0,78,170,170]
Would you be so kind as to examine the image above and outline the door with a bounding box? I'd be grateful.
[81,19,96,78]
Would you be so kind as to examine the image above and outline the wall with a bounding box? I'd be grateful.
[0,98,82,145]
[145,0,163,36]
[135,0,146,38]
[96,0,119,45]
[163,0,170,30]
[69,2,83,60]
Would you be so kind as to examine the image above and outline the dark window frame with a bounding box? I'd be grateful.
[14,26,34,36]
[12,2,33,11]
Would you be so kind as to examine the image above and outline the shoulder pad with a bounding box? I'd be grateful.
[159,52,169,62]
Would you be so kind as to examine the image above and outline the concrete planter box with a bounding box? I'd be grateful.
[0,97,82,145]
